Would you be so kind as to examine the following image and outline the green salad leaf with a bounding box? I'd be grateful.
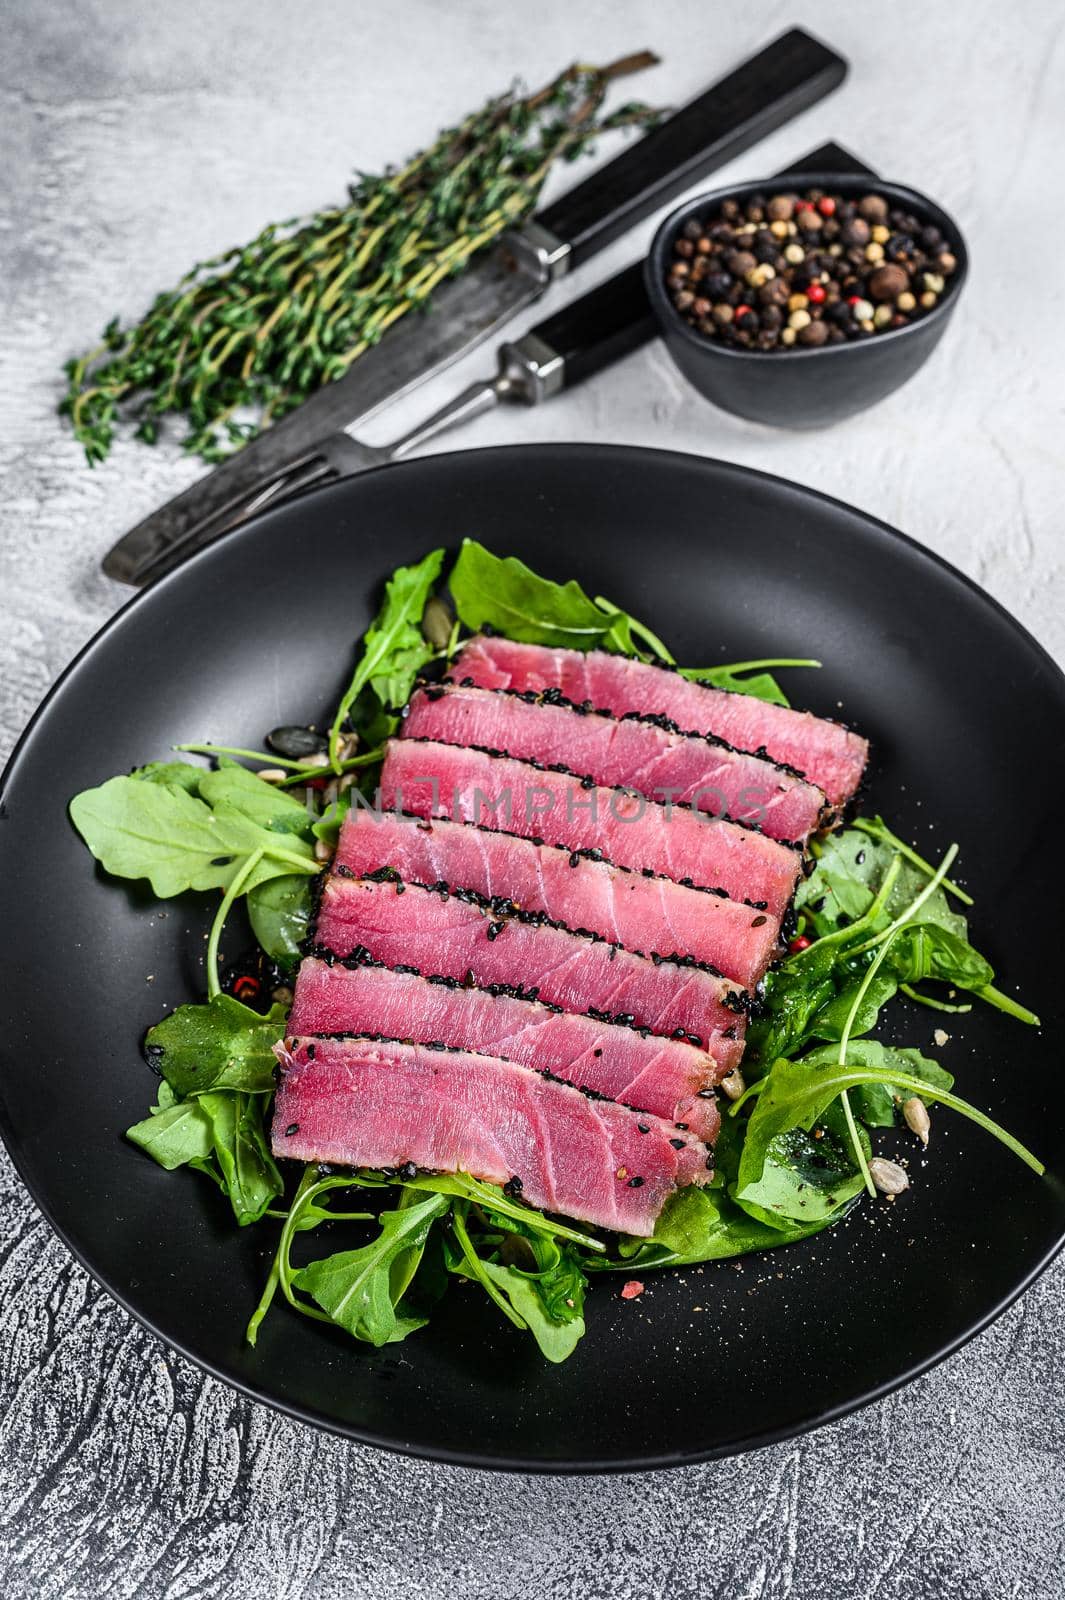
[293,1193,451,1346]
[679,659,821,707]
[601,1183,834,1272]
[327,548,445,768]
[799,1040,953,1127]
[735,1056,1044,1188]
[70,767,317,897]
[198,1091,284,1225]
[247,873,314,969]
[126,1094,215,1169]
[449,539,615,649]
[145,995,286,1096]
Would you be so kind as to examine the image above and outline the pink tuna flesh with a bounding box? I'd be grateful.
[453,635,868,808]
[313,875,748,1059]
[336,801,781,988]
[402,683,826,844]
[289,957,723,1140]
[383,732,797,915]
[273,1035,711,1235]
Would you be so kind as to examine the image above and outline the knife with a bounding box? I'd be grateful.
[122,141,876,585]
[103,28,847,585]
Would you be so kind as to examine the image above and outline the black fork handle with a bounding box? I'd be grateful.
[529,141,878,389]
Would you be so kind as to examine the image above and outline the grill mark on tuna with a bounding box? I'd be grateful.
[448,679,817,784]
[402,683,830,843]
[288,959,725,1133]
[308,876,752,1065]
[381,741,801,922]
[336,805,780,987]
[451,635,869,809]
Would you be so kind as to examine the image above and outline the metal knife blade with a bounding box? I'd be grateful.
[101,250,542,584]
[103,27,848,585]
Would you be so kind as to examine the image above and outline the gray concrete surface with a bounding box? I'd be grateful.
[1,2,1063,1595]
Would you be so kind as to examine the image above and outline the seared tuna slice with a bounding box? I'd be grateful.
[314,875,747,1057]
[453,634,868,808]
[381,737,798,917]
[273,1036,711,1235]
[337,805,780,987]
[403,682,826,843]
[289,957,724,1138]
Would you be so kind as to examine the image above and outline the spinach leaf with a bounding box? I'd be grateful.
[293,1193,450,1346]
[735,1101,870,1227]
[145,995,286,1096]
[198,760,313,837]
[247,874,314,969]
[327,548,445,767]
[806,968,900,1043]
[133,760,204,792]
[126,1095,215,1169]
[198,1091,284,1225]
[69,774,317,896]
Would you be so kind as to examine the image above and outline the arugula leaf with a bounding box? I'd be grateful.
[327,548,445,768]
[362,1168,605,1252]
[145,995,286,1096]
[70,774,317,896]
[736,1055,1044,1188]
[449,539,613,648]
[887,924,993,992]
[247,874,314,969]
[678,659,820,707]
[293,1193,450,1346]
[601,1184,834,1271]
[126,1095,215,1169]
[800,1040,952,1127]
[197,760,313,837]
[198,1091,284,1225]
[476,1256,586,1364]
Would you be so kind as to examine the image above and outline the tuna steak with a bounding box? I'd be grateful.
[403,682,826,843]
[380,737,798,917]
[314,875,747,1056]
[453,635,868,808]
[273,1035,711,1235]
[337,802,780,988]
[289,957,724,1139]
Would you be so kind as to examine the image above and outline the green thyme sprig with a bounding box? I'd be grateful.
[61,53,659,466]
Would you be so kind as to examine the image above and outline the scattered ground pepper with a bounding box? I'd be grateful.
[666,188,958,351]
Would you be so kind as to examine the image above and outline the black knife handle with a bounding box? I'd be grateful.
[527,140,876,392]
[536,29,848,270]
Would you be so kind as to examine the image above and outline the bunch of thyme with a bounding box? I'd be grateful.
[62,53,659,466]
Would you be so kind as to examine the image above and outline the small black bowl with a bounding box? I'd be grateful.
[645,172,969,429]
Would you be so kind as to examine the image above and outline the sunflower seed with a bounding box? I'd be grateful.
[868,1157,910,1196]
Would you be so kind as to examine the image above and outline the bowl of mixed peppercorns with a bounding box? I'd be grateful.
[645,173,967,428]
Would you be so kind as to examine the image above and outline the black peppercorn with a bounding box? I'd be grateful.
[665,185,955,353]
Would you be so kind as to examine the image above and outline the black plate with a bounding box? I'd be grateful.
[2,445,1063,1472]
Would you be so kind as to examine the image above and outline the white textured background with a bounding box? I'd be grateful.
[2,3,1064,1595]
